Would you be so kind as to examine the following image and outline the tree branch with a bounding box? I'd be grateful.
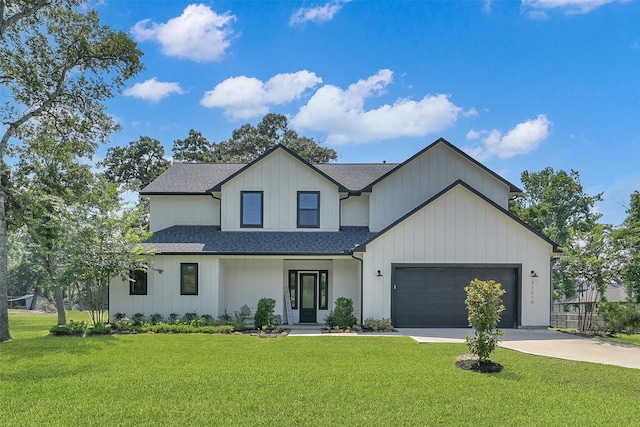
[0,0,50,38]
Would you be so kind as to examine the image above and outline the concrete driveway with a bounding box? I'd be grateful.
[397,328,640,369]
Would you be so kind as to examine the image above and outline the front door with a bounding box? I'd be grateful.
[299,273,317,323]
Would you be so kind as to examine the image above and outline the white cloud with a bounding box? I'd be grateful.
[123,77,185,102]
[289,0,351,25]
[130,4,235,62]
[290,69,462,144]
[464,115,551,160]
[200,71,323,119]
[521,0,628,16]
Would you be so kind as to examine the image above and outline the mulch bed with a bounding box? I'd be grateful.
[455,354,503,373]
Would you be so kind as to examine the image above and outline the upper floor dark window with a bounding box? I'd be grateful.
[241,191,263,228]
[297,191,320,228]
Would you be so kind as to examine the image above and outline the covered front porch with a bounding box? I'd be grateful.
[219,256,361,325]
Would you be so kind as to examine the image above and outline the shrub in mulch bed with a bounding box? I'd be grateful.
[455,354,503,373]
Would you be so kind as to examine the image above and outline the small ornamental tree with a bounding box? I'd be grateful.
[464,279,506,361]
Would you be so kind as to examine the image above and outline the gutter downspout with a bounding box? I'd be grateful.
[350,251,364,325]
[339,192,351,229]
[210,193,222,227]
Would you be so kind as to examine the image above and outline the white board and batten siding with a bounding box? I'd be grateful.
[109,256,220,321]
[340,195,369,227]
[220,258,284,318]
[148,195,220,232]
[221,149,340,231]
[369,143,511,232]
[361,184,554,327]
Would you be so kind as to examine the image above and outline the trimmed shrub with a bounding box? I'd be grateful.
[183,312,199,322]
[324,297,356,329]
[132,313,146,327]
[464,279,505,361]
[49,320,88,336]
[254,298,276,331]
[86,323,112,335]
[149,313,164,325]
[168,313,179,324]
[141,323,233,334]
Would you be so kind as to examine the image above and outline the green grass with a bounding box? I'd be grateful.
[2,312,639,426]
[599,333,640,346]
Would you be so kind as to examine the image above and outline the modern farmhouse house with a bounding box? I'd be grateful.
[109,138,557,328]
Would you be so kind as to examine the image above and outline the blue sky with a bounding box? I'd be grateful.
[98,0,639,226]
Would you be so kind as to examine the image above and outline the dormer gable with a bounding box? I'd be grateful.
[210,144,348,192]
[217,145,343,231]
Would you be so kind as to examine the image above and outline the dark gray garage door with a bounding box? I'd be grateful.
[391,266,518,328]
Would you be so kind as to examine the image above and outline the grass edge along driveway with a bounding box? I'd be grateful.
[1,312,639,426]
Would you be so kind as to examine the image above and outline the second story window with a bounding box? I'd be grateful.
[298,191,320,228]
[241,191,263,228]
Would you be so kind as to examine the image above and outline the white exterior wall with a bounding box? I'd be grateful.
[369,143,511,232]
[361,184,553,327]
[220,258,283,317]
[149,195,219,232]
[109,256,220,320]
[221,150,339,231]
[341,195,369,227]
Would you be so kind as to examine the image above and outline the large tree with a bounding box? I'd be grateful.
[616,191,640,303]
[0,2,143,341]
[172,129,216,163]
[510,168,603,298]
[213,113,337,163]
[10,123,97,325]
[100,136,171,192]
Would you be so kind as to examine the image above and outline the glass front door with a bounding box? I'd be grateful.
[299,273,317,323]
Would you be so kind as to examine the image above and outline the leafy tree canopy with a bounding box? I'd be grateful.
[99,136,170,192]
[510,168,604,299]
[172,129,216,163]
[214,113,337,163]
[0,1,144,341]
[616,191,640,302]
[510,168,603,246]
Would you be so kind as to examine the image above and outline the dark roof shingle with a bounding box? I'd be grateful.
[144,225,377,254]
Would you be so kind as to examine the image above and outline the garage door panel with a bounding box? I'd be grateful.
[392,266,518,328]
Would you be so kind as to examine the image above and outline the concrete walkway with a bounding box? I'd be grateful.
[398,328,640,370]
[288,326,640,369]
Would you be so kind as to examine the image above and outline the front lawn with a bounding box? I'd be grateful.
[1,312,639,426]
[599,333,640,346]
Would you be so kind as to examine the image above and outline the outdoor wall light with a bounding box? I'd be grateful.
[530,270,538,278]
[377,270,383,277]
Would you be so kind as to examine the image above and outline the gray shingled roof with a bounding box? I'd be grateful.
[314,163,399,191]
[141,163,245,194]
[144,225,377,254]
[140,162,399,194]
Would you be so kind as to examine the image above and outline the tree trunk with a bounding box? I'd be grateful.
[0,186,12,342]
[29,286,40,310]
[54,285,66,324]
[46,253,66,325]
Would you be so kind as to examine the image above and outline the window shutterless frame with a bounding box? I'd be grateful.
[129,269,148,295]
[180,263,198,295]
[241,191,263,228]
[319,270,328,309]
[297,191,320,228]
[288,270,298,309]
